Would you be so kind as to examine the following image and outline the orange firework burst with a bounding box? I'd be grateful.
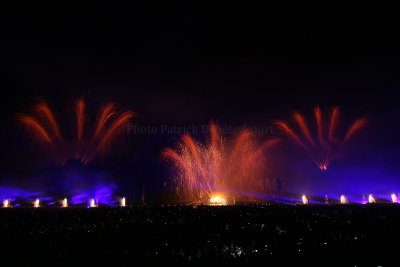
[276,106,367,171]
[162,121,279,204]
[18,99,134,165]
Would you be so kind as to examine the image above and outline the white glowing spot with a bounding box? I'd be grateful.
[391,193,397,203]
[209,195,227,206]
[62,198,68,208]
[89,199,96,208]
[121,197,126,207]
[302,194,309,205]
[34,198,40,208]
[368,194,376,203]
[3,199,9,208]
[340,195,348,204]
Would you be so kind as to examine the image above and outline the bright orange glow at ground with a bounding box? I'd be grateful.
[209,195,227,206]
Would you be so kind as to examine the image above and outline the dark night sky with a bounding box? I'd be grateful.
[1,2,400,198]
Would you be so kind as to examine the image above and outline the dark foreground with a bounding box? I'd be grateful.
[0,205,398,266]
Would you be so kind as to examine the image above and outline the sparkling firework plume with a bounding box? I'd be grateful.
[162,121,279,204]
[276,106,367,171]
[18,99,134,165]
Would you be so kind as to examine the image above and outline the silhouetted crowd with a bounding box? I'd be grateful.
[0,204,398,266]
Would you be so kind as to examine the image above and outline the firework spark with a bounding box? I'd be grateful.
[302,194,309,204]
[18,99,134,165]
[62,198,68,208]
[391,193,398,203]
[3,199,10,208]
[340,195,348,204]
[34,198,40,208]
[89,198,97,208]
[276,106,367,171]
[162,121,279,204]
[368,194,376,203]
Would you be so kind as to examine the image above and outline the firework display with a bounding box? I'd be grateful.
[18,99,134,165]
[163,121,279,204]
[4,99,397,207]
[276,107,367,171]
[2,6,400,266]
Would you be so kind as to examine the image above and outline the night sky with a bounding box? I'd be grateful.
[1,2,400,200]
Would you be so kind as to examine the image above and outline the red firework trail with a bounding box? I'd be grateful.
[276,106,367,171]
[76,99,86,158]
[18,99,134,165]
[19,116,54,144]
[162,121,279,203]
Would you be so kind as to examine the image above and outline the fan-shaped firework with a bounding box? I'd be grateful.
[162,121,279,204]
[275,106,367,171]
[18,99,134,164]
